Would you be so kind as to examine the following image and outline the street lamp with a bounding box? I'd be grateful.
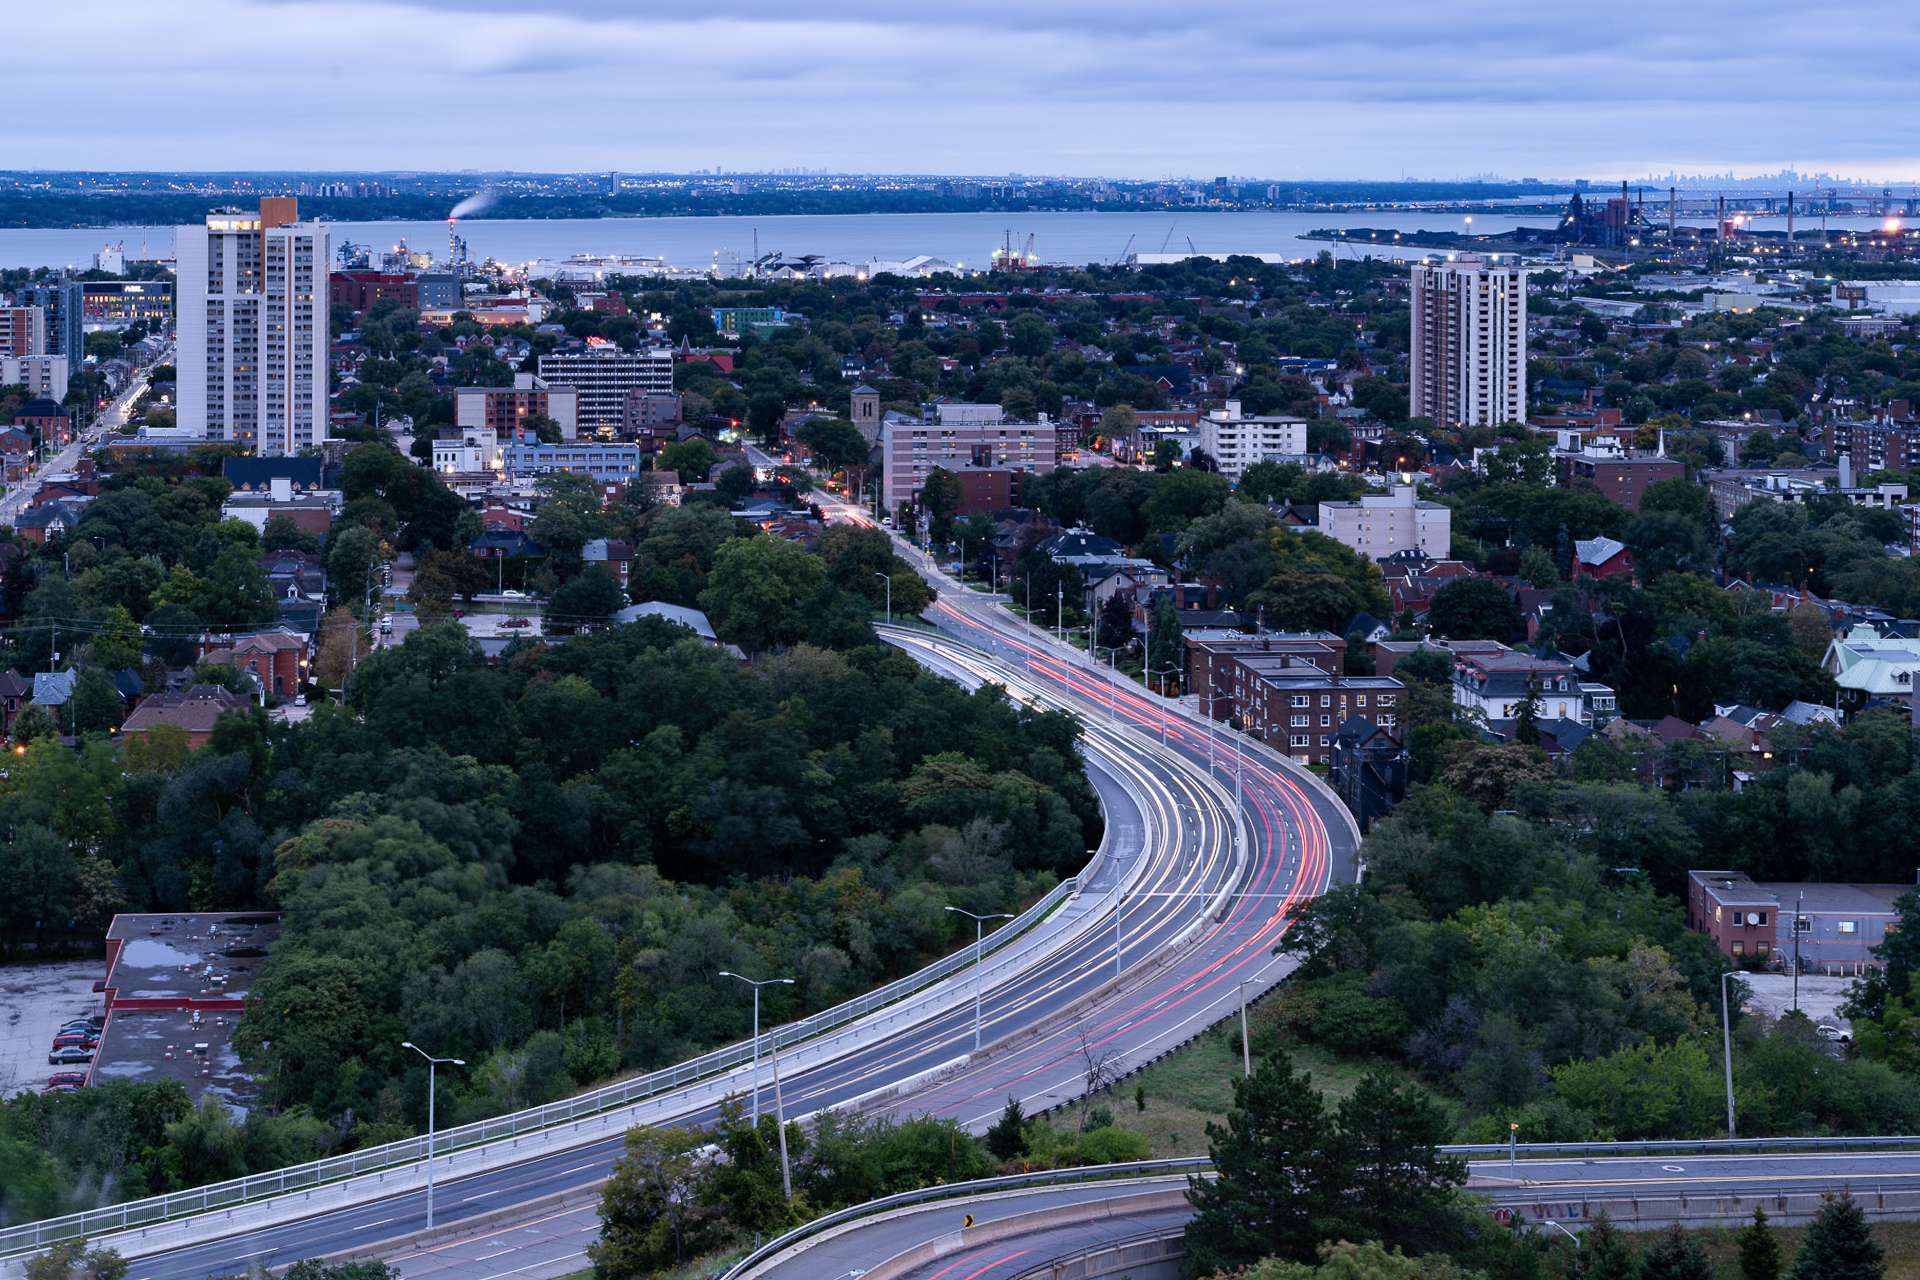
[1719,970,1741,1138]
[873,571,892,624]
[401,1041,465,1231]
[719,970,796,1199]
[945,907,1014,1050]
[717,971,794,1124]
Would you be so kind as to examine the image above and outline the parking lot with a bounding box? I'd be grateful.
[0,960,103,1096]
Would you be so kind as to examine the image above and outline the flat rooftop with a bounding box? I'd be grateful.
[104,912,281,1002]
[90,1006,258,1113]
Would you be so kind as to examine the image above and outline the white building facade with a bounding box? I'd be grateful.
[1410,255,1527,427]
[1316,484,1451,559]
[0,355,68,402]
[1197,400,1309,481]
[176,199,329,456]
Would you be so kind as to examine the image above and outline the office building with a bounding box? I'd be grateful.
[502,442,644,482]
[1316,484,1451,559]
[81,281,174,328]
[878,402,1057,508]
[0,355,69,401]
[0,306,46,356]
[536,342,673,434]
[1196,400,1309,481]
[1687,870,1906,975]
[23,281,84,361]
[1554,443,1684,511]
[455,373,579,442]
[176,199,329,456]
[1410,255,1527,426]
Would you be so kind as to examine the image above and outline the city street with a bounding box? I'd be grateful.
[0,349,169,525]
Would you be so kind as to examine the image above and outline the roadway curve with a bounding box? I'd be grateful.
[749,1150,1920,1280]
[71,609,1346,1279]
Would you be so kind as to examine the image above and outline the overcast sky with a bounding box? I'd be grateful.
[17,0,1920,180]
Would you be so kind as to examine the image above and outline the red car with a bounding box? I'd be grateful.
[51,1032,98,1050]
[45,1072,86,1090]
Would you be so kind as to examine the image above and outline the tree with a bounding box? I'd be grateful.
[530,473,609,566]
[986,1097,1029,1161]
[548,567,626,635]
[327,526,381,613]
[196,544,278,629]
[1185,1052,1343,1274]
[800,417,870,473]
[262,514,320,554]
[70,668,124,734]
[22,1242,128,1280]
[1514,676,1543,746]
[699,535,825,653]
[1786,1194,1883,1280]
[1639,1225,1713,1280]
[1146,596,1183,691]
[1572,1211,1638,1280]
[658,437,717,482]
[88,605,145,671]
[715,462,756,504]
[590,1125,717,1275]
[1330,1069,1468,1254]
[1738,1206,1782,1280]
[1427,578,1521,641]
[920,467,962,548]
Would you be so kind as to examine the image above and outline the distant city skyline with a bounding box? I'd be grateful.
[16,0,1920,179]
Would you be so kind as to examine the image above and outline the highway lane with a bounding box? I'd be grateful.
[752,1150,1920,1280]
[108,637,1253,1279]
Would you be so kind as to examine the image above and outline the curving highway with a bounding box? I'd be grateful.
[37,569,1351,1279]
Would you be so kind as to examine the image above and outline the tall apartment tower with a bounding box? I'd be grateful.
[0,306,47,357]
[21,282,83,362]
[176,198,329,456]
[1409,255,1527,427]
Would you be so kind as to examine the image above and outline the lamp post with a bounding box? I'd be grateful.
[1719,970,1740,1139]
[401,1041,465,1231]
[718,971,794,1123]
[873,571,891,624]
[945,907,1014,1050]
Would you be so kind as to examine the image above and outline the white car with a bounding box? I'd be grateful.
[1816,1024,1851,1043]
[501,590,528,600]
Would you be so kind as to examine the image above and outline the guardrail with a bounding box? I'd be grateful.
[725,1135,1920,1279]
[0,871,1082,1258]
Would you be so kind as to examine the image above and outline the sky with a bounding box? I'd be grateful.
[16,0,1920,180]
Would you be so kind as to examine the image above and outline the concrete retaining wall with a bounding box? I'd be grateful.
[862,1189,1188,1280]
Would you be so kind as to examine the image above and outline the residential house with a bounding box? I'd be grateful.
[1329,715,1409,832]
[13,499,84,546]
[0,669,31,732]
[582,538,635,590]
[198,628,309,699]
[1823,623,1920,716]
[120,684,254,750]
[1572,536,1633,581]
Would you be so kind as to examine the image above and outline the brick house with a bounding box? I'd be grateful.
[198,628,309,699]
[120,684,254,750]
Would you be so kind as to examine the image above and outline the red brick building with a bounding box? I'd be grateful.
[198,628,308,699]
[1184,632,1348,724]
[330,271,418,315]
[1556,452,1684,511]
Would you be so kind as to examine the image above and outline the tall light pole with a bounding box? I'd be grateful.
[718,971,794,1124]
[945,906,1013,1050]
[401,1041,465,1231]
[1719,970,1740,1139]
[873,571,891,624]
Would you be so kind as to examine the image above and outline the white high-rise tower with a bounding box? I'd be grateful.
[177,198,329,456]
[1409,255,1527,428]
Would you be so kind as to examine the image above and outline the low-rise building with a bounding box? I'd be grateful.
[90,911,282,1110]
[502,442,644,482]
[1686,870,1909,975]
[198,628,308,699]
[1195,400,1308,482]
[1315,485,1450,559]
[1822,623,1920,715]
[1555,443,1685,511]
[1450,648,1593,723]
[455,373,580,442]
[1242,668,1405,766]
[120,684,254,749]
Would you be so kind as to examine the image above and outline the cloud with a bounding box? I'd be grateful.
[11,0,1920,178]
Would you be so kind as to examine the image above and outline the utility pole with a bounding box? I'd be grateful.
[1719,971,1739,1139]
[1793,891,1804,1014]
[1237,978,1254,1077]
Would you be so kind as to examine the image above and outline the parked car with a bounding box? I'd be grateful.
[1817,1024,1852,1043]
[294,693,308,707]
[51,1031,97,1049]
[501,589,528,600]
[45,1072,86,1088]
[58,1020,101,1034]
[48,1046,93,1065]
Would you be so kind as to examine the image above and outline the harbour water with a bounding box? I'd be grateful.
[0,208,1901,273]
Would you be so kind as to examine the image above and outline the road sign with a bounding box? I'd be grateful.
[963,1213,975,1229]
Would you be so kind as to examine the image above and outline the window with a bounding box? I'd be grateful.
[1291,694,1310,708]
[1320,714,1332,727]
[1379,715,1397,729]
[1320,695,1331,707]
[1357,694,1368,708]
[1756,912,1768,926]
[1732,940,1745,957]
[1839,920,1858,935]
[1757,941,1770,958]
[1290,734,1310,748]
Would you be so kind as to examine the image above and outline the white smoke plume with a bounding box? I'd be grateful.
[448,190,496,220]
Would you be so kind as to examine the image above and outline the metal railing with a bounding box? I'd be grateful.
[0,872,1082,1258]
[724,1134,1920,1279]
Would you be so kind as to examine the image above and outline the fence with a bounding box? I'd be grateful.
[0,872,1081,1257]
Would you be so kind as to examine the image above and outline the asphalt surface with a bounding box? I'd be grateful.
[0,352,164,524]
[758,1149,1920,1280]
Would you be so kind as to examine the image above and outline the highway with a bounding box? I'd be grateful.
[749,1147,1920,1280]
[59,587,1346,1279]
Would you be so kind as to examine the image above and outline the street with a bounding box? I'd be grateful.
[0,349,169,525]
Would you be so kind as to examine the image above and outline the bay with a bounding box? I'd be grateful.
[0,208,1901,273]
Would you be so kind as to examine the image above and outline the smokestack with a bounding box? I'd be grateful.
[448,217,457,269]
